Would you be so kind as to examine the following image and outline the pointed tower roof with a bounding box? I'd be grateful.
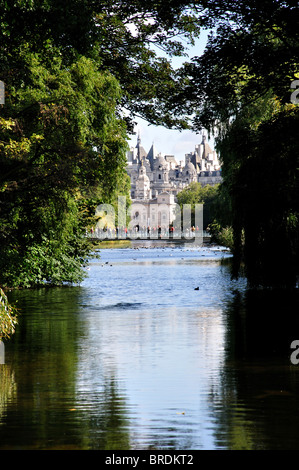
[135,131,147,161]
[147,141,157,160]
[147,141,157,169]
[201,132,213,159]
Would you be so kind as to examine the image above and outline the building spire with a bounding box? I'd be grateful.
[136,130,141,161]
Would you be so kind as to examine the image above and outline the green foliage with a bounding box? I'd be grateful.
[0,0,202,130]
[176,1,299,288]
[2,0,297,291]
[0,46,129,288]
[179,1,299,131]
[208,222,235,251]
[176,182,228,229]
[0,196,92,288]
[0,288,18,340]
[223,102,299,288]
[0,1,206,291]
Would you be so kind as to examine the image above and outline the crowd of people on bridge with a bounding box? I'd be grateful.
[86,225,207,240]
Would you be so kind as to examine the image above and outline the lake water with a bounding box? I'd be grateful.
[1,241,299,450]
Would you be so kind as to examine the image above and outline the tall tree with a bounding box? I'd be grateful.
[0,0,203,129]
[0,49,128,287]
[0,0,203,289]
[177,0,299,288]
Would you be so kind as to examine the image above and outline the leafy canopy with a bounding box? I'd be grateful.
[176,0,299,288]
[0,0,204,291]
[0,48,128,288]
[0,0,204,130]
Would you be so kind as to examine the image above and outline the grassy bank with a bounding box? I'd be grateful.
[89,239,132,249]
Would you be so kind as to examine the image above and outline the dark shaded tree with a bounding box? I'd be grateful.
[176,0,299,288]
[0,0,204,129]
[0,0,203,289]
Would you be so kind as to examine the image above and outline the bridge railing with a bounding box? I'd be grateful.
[85,228,211,241]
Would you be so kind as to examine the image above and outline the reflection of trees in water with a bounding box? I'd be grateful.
[225,288,299,360]
[0,365,17,424]
[5,281,299,449]
[1,287,132,449]
[210,289,299,450]
[83,377,131,450]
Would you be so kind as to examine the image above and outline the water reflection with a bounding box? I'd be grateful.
[75,302,226,449]
[1,287,133,449]
[0,365,17,425]
[0,246,298,449]
[216,288,299,450]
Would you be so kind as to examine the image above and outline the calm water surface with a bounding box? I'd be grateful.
[1,241,299,450]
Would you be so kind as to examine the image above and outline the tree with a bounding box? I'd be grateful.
[2,0,297,291]
[176,0,299,288]
[0,50,129,287]
[176,182,222,229]
[179,0,299,128]
[222,100,299,288]
[0,0,203,130]
[0,288,18,340]
[0,0,203,290]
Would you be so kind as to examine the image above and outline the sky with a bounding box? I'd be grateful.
[127,30,214,163]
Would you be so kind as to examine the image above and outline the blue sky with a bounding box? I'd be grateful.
[127,30,214,162]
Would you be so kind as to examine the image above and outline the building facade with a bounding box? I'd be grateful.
[126,133,222,230]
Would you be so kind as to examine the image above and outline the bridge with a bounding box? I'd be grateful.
[86,230,212,244]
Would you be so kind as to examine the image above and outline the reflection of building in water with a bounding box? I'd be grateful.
[126,132,222,229]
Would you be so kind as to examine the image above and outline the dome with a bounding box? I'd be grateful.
[137,165,150,182]
[138,173,150,183]
[154,155,168,169]
[184,161,196,174]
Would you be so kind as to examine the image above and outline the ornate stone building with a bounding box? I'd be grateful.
[126,132,222,230]
[185,134,222,187]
